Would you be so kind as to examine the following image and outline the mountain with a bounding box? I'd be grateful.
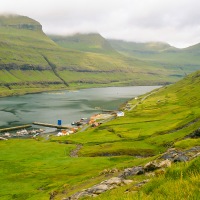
[49,33,118,55]
[0,15,179,97]
[109,39,200,75]
[0,70,200,199]
[0,14,200,97]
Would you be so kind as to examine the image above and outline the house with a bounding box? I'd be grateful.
[116,111,125,117]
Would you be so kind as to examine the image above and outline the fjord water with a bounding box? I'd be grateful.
[0,86,160,129]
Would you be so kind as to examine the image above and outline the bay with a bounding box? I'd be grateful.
[0,86,160,129]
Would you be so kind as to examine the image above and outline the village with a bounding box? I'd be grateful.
[0,111,125,140]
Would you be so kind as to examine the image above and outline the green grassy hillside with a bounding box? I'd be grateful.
[0,70,200,199]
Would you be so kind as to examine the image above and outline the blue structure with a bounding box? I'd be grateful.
[57,120,62,126]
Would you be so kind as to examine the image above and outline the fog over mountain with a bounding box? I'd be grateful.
[1,0,200,48]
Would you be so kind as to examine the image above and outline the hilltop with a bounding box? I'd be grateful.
[49,33,118,55]
[0,70,200,199]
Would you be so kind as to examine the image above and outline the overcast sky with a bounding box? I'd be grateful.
[1,0,200,48]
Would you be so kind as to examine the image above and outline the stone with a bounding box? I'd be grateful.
[145,172,155,177]
[123,179,133,185]
[144,161,160,172]
[158,159,171,168]
[173,155,189,162]
[88,184,109,194]
[99,169,108,175]
[119,166,144,178]
[103,177,123,186]
[160,149,179,160]
[110,168,119,173]
[192,152,200,159]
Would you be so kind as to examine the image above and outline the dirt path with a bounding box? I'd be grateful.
[70,144,83,157]
[129,91,157,111]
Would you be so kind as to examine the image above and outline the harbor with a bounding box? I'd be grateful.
[0,111,122,139]
[0,86,160,140]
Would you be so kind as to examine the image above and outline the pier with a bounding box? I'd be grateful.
[0,124,32,133]
[33,122,71,129]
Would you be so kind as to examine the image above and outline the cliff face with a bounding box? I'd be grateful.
[0,15,42,31]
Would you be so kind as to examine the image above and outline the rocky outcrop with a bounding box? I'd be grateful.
[64,177,133,200]
[160,146,200,162]
[144,159,171,172]
[119,166,144,178]
[62,146,200,200]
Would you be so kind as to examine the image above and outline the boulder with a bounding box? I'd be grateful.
[173,155,189,162]
[144,159,171,172]
[144,161,160,172]
[158,159,171,168]
[88,184,109,194]
[119,166,144,178]
[103,177,123,186]
[123,179,133,185]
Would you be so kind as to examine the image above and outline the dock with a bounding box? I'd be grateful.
[102,109,118,113]
[0,124,32,133]
[33,122,71,129]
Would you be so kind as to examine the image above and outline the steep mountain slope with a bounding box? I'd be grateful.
[0,70,200,200]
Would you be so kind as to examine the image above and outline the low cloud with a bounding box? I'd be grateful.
[0,0,200,47]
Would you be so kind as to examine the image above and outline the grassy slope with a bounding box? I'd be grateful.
[0,70,200,199]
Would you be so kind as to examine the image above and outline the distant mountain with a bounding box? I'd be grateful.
[183,43,200,52]
[108,39,176,54]
[49,33,118,55]
[109,39,200,76]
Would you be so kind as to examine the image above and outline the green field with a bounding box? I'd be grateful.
[0,70,200,199]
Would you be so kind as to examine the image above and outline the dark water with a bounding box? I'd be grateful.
[0,86,160,129]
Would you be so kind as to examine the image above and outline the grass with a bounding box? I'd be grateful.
[0,139,151,200]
